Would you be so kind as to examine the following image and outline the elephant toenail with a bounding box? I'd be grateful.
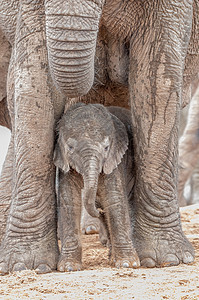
[36,264,52,274]
[162,254,179,266]
[67,267,73,272]
[13,263,27,272]
[0,263,8,275]
[141,258,156,268]
[59,265,64,272]
[123,262,129,268]
[183,252,194,264]
[86,226,97,234]
[133,262,137,268]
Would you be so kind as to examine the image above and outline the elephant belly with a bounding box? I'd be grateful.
[80,26,130,109]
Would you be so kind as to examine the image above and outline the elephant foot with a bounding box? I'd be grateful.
[81,211,109,246]
[58,258,82,272]
[58,246,82,272]
[110,245,140,269]
[0,235,59,274]
[81,214,100,235]
[134,231,195,268]
[82,224,99,235]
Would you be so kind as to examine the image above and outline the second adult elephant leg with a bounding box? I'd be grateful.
[0,135,13,242]
[129,2,194,267]
[0,2,58,274]
[191,160,199,204]
[178,84,199,206]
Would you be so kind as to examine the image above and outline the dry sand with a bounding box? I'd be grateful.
[0,204,198,300]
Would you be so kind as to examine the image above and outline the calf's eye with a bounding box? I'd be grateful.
[68,145,74,151]
[104,146,109,151]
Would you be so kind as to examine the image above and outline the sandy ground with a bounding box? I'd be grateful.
[0,204,198,300]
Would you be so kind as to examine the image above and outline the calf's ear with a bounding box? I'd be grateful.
[53,138,70,173]
[103,114,128,174]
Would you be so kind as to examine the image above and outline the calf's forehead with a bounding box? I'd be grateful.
[60,109,114,139]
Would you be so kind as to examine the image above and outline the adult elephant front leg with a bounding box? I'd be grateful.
[0,1,59,274]
[129,1,194,267]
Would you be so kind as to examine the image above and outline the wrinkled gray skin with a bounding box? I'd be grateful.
[54,103,140,270]
[0,1,198,273]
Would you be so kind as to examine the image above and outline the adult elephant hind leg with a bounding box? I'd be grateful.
[129,2,194,267]
[0,2,58,274]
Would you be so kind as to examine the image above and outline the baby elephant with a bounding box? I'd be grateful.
[54,102,140,271]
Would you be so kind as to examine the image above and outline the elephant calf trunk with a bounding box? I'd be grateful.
[81,187,99,218]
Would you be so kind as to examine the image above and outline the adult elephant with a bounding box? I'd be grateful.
[0,0,198,273]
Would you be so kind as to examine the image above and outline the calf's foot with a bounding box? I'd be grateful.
[81,210,100,235]
[58,242,82,272]
[110,244,140,269]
